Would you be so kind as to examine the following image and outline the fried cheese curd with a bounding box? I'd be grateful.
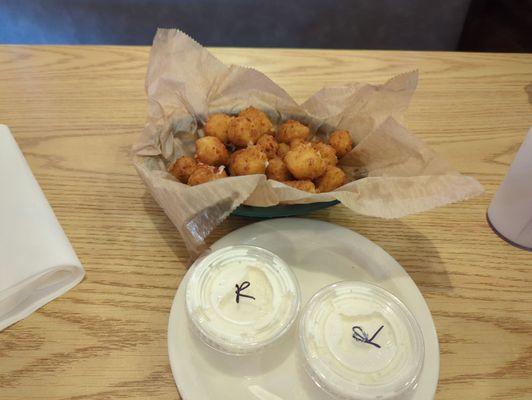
[257,134,279,159]
[316,165,346,192]
[266,157,292,181]
[313,142,338,166]
[204,113,233,144]
[227,116,261,147]
[277,142,290,159]
[284,143,327,180]
[239,107,274,136]
[283,180,316,193]
[277,120,310,144]
[187,165,227,186]
[195,136,230,166]
[329,130,354,158]
[170,156,198,183]
[229,146,268,176]
[289,138,305,150]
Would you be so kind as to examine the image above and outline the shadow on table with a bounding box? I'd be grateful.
[140,191,190,264]
[312,206,452,294]
[141,192,451,293]
[140,191,249,264]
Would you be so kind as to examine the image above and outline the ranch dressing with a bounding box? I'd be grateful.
[299,281,424,399]
[186,245,300,355]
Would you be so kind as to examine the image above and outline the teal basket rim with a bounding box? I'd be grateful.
[232,200,340,218]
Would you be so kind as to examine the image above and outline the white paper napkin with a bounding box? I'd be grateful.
[0,125,84,331]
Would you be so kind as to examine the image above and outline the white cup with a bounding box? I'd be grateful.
[487,128,532,250]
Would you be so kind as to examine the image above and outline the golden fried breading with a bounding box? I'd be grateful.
[277,120,311,144]
[227,116,261,147]
[277,142,290,159]
[329,130,353,158]
[284,143,327,180]
[289,138,305,150]
[187,165,228,186]
[316,165,346,192]
[229,146,268,176]
[204,113,233,144]
[239,107,274,136]
[170,156,198,183]
[257,134,279,159]
[195,136,230,166]
[266,157,292,181]
[283,180,316,193]
[314,142,338,166]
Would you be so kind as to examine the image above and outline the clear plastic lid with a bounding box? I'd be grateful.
[299,281,424,400]
[185,245,300,355]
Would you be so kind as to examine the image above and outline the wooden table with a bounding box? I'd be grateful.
[0,46,531,400]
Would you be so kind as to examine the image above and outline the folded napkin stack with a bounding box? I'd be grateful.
[0,125,84,331]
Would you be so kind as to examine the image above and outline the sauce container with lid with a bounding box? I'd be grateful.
[185,245,300,355]
[299,281,424,399]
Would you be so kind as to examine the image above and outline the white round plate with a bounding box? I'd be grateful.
[168,218,439,400]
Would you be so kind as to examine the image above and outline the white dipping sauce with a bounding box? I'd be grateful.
[186,245,300,355]
[299,281,424,400]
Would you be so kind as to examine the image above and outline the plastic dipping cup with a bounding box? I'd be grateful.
[299,281,424,400]
[185,245,300,355]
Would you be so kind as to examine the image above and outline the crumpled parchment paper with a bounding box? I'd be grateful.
[133,29,483,256]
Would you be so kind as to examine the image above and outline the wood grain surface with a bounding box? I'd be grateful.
[0,45,531,400]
